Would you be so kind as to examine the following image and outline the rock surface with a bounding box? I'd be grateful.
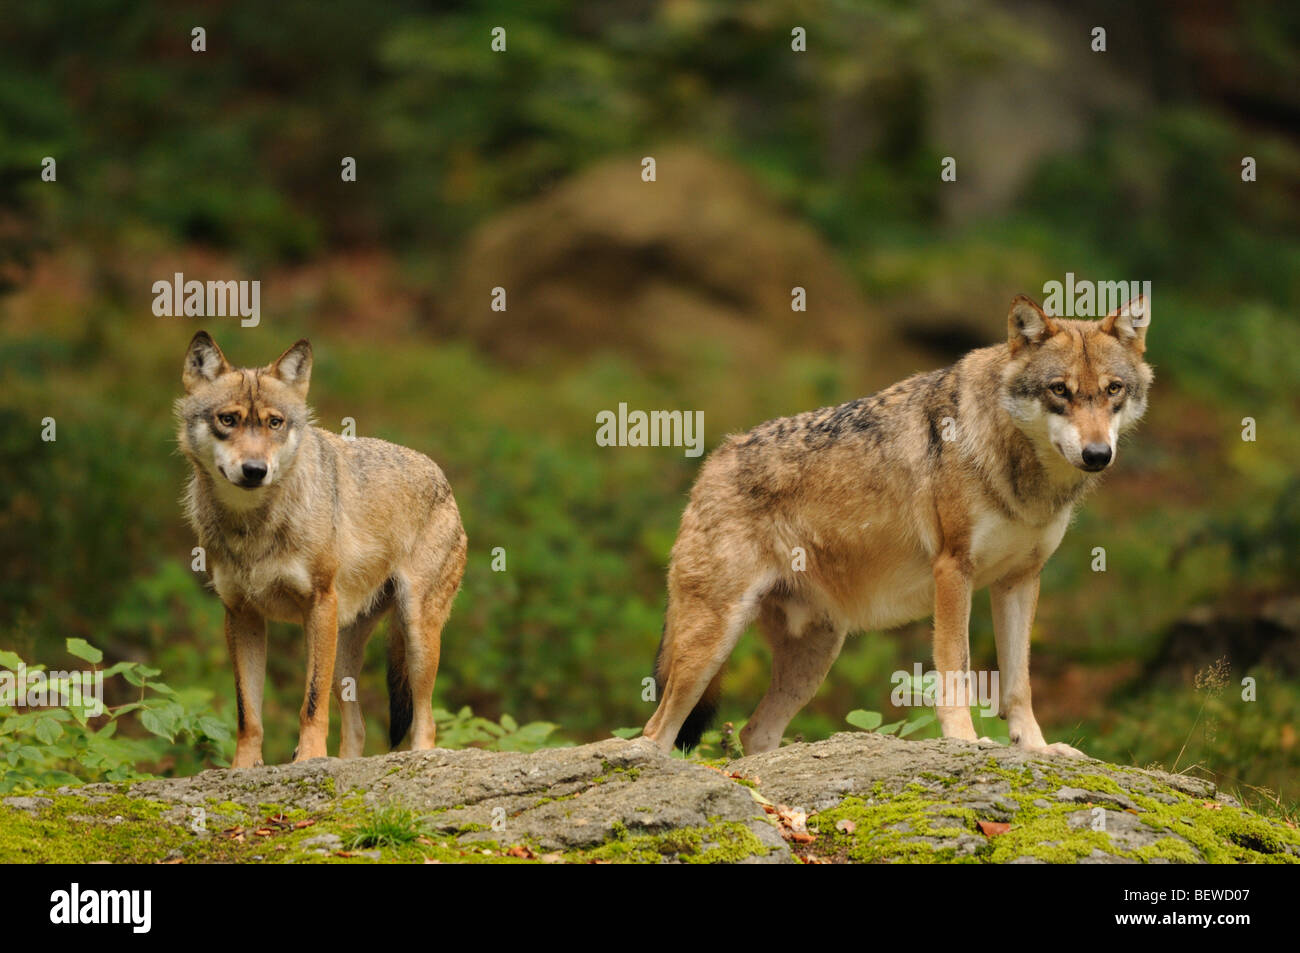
[446,146,883,366]
[2,733,1297,863]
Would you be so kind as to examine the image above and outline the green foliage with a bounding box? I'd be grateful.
[1086,668,1300,818]
[0,0,1050,262]
[847,672,1003,743]
[1172,478,1300,586]
[343,804,428,850]
[433,707,563,753]
[0,639,230,793]
[847,708,941,739]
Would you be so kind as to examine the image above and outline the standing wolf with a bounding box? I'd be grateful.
[643,295,1152,757]
[176,331,467,767]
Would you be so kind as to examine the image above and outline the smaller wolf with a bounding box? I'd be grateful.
[643,295,1153,758]
[176,331,467,767]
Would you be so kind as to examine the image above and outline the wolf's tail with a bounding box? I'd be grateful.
[386,629,413,749]
[653,625,722,752]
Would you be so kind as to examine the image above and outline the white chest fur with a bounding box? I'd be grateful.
[211,556,314,608]
[968,505,1072,588]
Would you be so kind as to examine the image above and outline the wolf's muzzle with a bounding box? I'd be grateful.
[240,460,269,485]
[1080,443,1112,471]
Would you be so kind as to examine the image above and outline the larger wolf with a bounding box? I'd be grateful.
[643,294,1152,757]
[176,331,467,767]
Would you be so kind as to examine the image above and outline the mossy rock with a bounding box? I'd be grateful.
[727,733,1300,864]
[2,734,1294,864]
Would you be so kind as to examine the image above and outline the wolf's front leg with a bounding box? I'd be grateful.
[991,571,1084,757]
[931,553,978,742]
[224,603,268,769]
[296,585,338,761]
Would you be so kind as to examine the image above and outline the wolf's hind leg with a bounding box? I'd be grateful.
[392,526,467,751]
[642,570,767,753]
[332,592,391,759]
[740,599,845,755]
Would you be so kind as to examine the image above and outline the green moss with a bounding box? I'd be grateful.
[811,794,985,863]
[5,753,1295,864]
[918,771,956,787]
[0,786,526,864]
[1070,773,1129,797]
[804,762,1300,865]
[589,766,642,785]
[0,792,187,863]
[566,820,772,864]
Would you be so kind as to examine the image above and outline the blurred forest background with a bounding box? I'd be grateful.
[1,1,1297,815]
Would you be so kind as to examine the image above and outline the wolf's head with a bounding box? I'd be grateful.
[175,331,313,504]
[1002,294,1153,473]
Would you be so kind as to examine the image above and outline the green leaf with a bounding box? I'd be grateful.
[876,720,904,735]
[196,716,230,741]
[610,727,641,739]
[0,649,22,670]
[34,717,63,748]
[140,709,174,741]
[846,709,883,731]
[77,749,105,770]
[898,712,936,737]
[65,638,103,664]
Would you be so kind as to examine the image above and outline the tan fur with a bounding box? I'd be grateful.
[176,331,467,767]
[644,295,1153,757]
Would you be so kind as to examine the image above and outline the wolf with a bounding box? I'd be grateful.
[176,331,467,767]
[643,294,1152,757]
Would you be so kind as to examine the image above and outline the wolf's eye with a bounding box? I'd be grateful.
[1049,382,1069,398]
[1106,381,1124,396]
[268,416,284,430]
[217,413,238,427]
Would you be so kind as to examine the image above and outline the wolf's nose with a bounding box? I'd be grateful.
[1081,443,1112,468]
[241,461,268,483]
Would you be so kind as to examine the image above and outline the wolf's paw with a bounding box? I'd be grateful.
[1025,741,1086,758]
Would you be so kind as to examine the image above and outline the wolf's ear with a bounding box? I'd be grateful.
[269,339,312,395]
[182,331,230,393]
[1007,295,1057,352]
[1101,295,1149,352]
